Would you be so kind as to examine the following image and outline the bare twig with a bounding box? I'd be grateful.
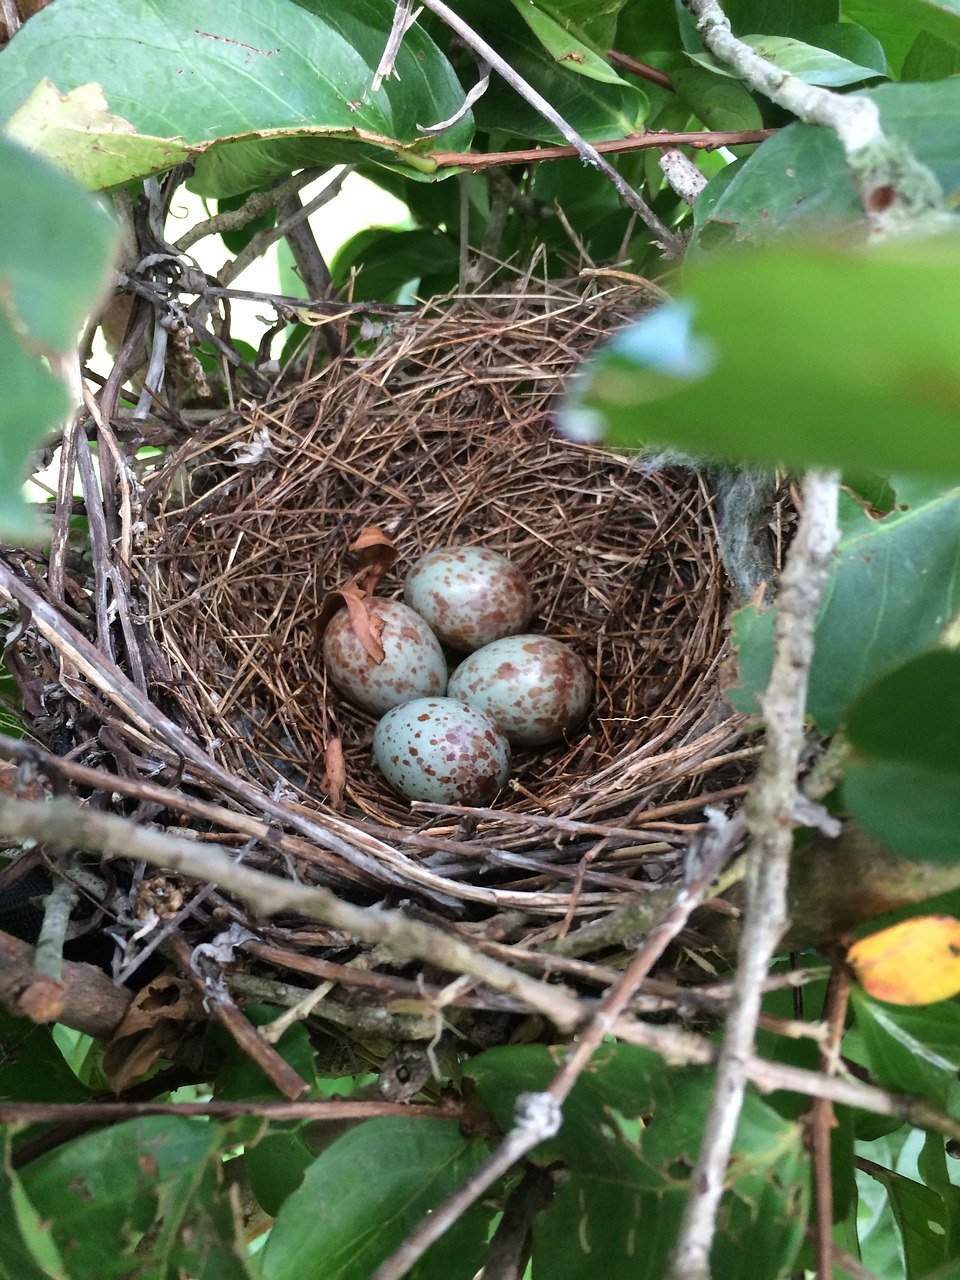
[810,957,851,1280]
[418,58,491,137]
[221,168,352,285]
[412,0,684,256]
[430,129,774,170]
[608,49,673,91]
[666,470,839,1280]
[371,814,744,1280]
[0,796,585,1033]
[173,168,325,253]
[373,0,421,90]
[659,150,708,206]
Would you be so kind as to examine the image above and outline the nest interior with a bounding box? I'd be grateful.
[139,279,751,889]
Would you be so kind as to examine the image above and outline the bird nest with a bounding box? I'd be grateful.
[134,276,753,909]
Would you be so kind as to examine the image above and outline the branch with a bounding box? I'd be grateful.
[683,0,947,236]
[412,0,685,256]
[0,797,584,1033]
[431,128,775,171]
[666,470,840,1280]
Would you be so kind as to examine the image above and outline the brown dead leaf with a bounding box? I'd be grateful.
[321,737,347,811]
[103,973,202,1092]
[317,581,385,663]
[348,524,398,594]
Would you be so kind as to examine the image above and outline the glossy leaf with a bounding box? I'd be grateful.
[532,0,631,50]
[0,1011,90,1105]
[722,0,839,36]
[671,66,765,133]
[690,33,885,86]
[0,0,473,194]
[510,0,632,85]
[17,1117,251,1279]
[726,482,960,733]
[851,988,960,1107]
[569,234,960,478]
[842,650,960,862]
[690,79,960,256]
[901,29,960,79]
[0,136,117,540]
[330,228,458,301]
[456,0,648,144]
[843,0,960,75]
[859,1163,960,1279]
[261,1118,493,1280]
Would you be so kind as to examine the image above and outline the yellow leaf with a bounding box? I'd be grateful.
[848,915,960,1005]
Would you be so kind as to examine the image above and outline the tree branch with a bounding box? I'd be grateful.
[682,0,947,237]
[666,470,840,1280]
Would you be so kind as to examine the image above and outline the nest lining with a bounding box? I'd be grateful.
[138,279,751,879]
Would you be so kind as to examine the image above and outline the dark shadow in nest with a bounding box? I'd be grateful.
[139,283,749,856]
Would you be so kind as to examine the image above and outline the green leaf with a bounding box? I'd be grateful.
[570,234,960,478]
[470,1044,807,1280]
[843,0,960,76]
[842,650,960,863]
[532,0,631,51]
[722,0,839,37]
[17,1117,251,1279]
[859,1163,960,1278]
[726,482,960,734]
[330,228,458,301]
[0,135,117,540]
[456,0,648,144]
[260,1117,493,1280]
[690,33,885,86]
[245,1125,316,1218]
[671,66,765,133]
[800,22,888,74]
[6,81,192,190]
[0,1132,68,1280]
[901,28,960,80]
[510,0,632,85]
[0,1011,91,1105]
[0,0,473,194]
[690,79,960,256]
[851,988,960,1108]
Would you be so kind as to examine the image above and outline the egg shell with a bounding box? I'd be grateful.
[322,598,446,715]
[403,546,533,652]
[373,698,511,803]
[448,635,591,747]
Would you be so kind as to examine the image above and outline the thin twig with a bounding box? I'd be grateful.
[372,0,420,90]
[371,815,743,1280]
[430,128,774,171]
[666,470,839,1280]
[0,796,585,1033]
[173,168,326,253]
[412,0,684,256]
[221,169,352,285]
[811,957,851,1280]
[608,49,673,90]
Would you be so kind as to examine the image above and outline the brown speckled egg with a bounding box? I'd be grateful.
[403,546,533,652]
[323,598,446,715]
[373,698,511,803]
[448,635,591,747]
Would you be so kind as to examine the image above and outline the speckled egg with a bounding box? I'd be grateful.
[373,698,511,803]
[403,546,533,652]
[323,598,446,716]
[448,635,592,747]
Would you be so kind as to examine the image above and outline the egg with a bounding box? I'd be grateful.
[448,635,592,747]
[373,698,511,803]
[403,546,533,652]
[323,598,446,715]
